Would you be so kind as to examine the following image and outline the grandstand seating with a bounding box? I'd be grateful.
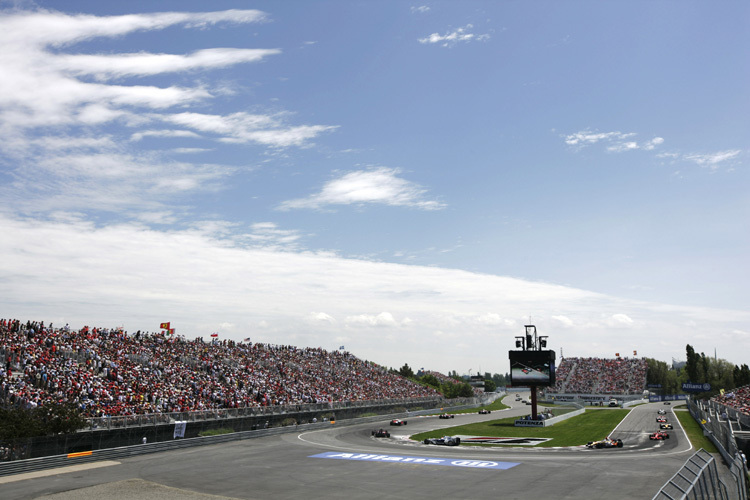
[0,318,439,417]
[547,356,647,395]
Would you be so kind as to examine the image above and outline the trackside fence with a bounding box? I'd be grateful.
[653,449,730,500]
[0,394,500,476]
[686,399,749,500]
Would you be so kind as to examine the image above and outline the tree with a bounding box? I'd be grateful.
[0,402,87,440]
[484,379,497,392]
[398,363,414,379]
[685,344,701,382]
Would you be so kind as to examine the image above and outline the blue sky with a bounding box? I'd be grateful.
[1,1,748,375]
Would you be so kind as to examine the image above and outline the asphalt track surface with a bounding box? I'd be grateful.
[0,397,698,500]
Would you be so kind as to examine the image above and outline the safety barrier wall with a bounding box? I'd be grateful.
[0,393,500,474]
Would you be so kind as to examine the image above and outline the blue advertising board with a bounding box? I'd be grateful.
[682,382,711,393]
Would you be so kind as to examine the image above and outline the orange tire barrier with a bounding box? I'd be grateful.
[67,451,93,458]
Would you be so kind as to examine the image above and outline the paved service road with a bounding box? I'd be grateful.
[0,398,698,500]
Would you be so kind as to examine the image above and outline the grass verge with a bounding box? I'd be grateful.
[412,408,629,447]
[674,409,718,453]
[198,428,234,437]
[431,397,510,416]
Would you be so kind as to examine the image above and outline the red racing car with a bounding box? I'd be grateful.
[649,430,669,440]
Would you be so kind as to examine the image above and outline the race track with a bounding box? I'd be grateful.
[0,397,695,500]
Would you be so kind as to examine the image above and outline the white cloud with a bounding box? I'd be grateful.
[684,150,741,170]
[160,112,337,147]
[419,24,490,47]
[609,313,634,326]
[278,167,445,211]
[0,8,336,219]
[309,312,337,324]
[346,312,399,327]
[1,213,748,373]
[566,130,667,154]
[53,48,281,81]
[552,315,574,327]
[411,6,431,14]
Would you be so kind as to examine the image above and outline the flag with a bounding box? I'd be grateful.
[633,350,637,356]
[210,333,219,338]
[339,345,345,350]
[244,337,251,342]
[168,329,175,335]
[160,322,170,329]
[615,352,620,357]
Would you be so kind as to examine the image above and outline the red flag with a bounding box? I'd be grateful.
[615,352,620,357]
[160,322,170,329]
[633,350,637,356]
[210,333,219,338]
[168,329,175,335]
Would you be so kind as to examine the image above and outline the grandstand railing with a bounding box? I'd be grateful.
[81,396,463,431]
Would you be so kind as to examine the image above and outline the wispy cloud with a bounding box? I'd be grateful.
[564,129,664,153]
[411,6,431,14]
[0,8,336,219]
[277,167,445,211]
[683,150,741,170]
[418,24,490,47]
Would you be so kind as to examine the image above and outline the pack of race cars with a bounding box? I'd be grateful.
[371,403,676,449]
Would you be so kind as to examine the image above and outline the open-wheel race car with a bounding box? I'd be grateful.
[649,430,670,440]
[657,409,666,415]
[438,413,454,419]
[372,429,391,438]
[390,419,408,426]
[660,423,674,430]
[656,416,667,423]
[424,435,461,446]
[478,409,492,414]
[586,437,623,449]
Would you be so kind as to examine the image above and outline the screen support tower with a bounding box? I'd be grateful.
[513,325,549,420]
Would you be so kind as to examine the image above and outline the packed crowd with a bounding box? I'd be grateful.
[712,385,750,416]
[548,356,647,395]
[0,318,439,417]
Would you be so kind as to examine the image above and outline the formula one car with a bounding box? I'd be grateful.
[660,423,674,430]
[657,409,666,415]
[656,417,667,423]
[438,413,455,419]
[664,402,671,405]
[478,409,492,414]
[390,419,408,426]
[650,430,670,440]
[372,429,390,438]
[586,437,623,449]
[424,435,461,446]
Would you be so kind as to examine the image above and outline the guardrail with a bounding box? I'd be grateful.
[0,395,499,477]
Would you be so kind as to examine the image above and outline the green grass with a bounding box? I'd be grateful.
[412,408,630,447]
[198,428,234,437]
[430,397,510,416]
[674,409,718,453]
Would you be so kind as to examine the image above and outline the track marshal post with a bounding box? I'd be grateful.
[510,325,556,425]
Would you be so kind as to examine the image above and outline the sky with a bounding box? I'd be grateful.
[0,0,748,376]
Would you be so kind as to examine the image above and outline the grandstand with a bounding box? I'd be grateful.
[0,318,440,418]
[544,356,647,402]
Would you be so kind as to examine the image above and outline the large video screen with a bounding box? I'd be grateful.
[509,350,556,387]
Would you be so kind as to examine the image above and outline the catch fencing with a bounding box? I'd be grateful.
[679,399,749,500]
[653,449,731,500]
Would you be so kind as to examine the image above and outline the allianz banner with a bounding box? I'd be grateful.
[682,382,711,393]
